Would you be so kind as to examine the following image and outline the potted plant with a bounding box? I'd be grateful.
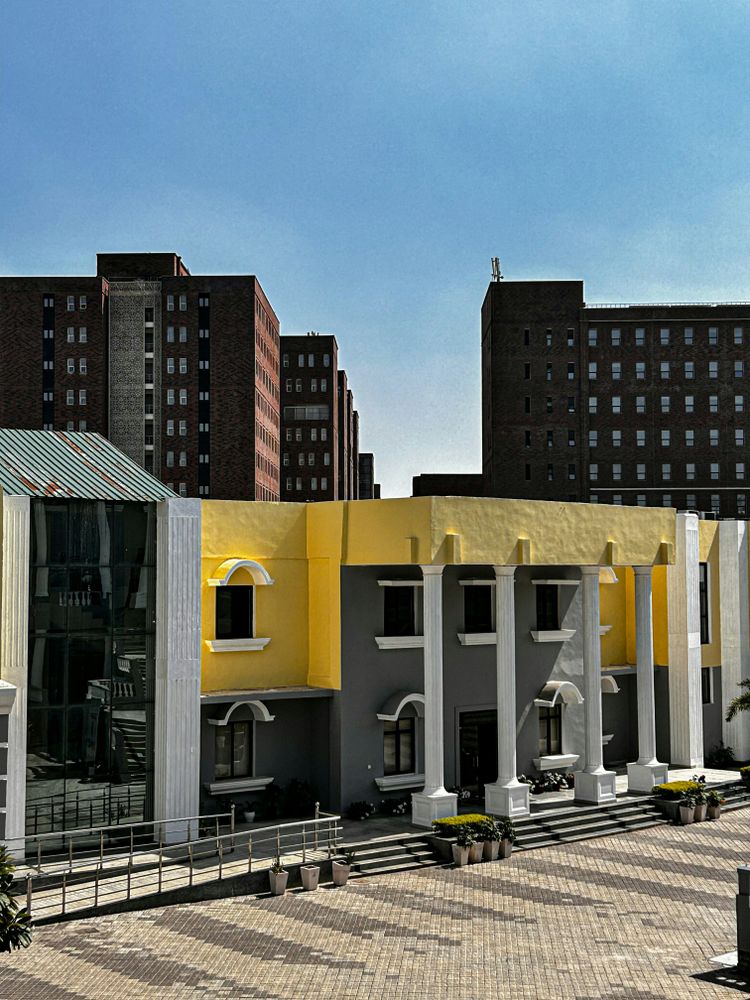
[240,801,256,824]
[269,859,288,896]
[497,816,515,859]
[693,784,708,822]
[301,864,320,891]
[707,789,725,820]
[477,818,501,861]
[333,849,355,886]
[468,834,484,864]
[679,792,696,825]
[452,826,471,867]
[741,766,750,787]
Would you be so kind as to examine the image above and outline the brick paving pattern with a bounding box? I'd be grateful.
[3,809,750,999]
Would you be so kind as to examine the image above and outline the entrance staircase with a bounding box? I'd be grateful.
[512,796,666,850]
[344,833,440,878]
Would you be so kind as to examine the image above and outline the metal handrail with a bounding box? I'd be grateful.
[23,808,232,850]
[21,813,342,921]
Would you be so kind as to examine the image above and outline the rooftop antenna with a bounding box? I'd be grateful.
[491,257,503,281]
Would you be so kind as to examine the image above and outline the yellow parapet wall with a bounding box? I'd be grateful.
[200,496,679,695]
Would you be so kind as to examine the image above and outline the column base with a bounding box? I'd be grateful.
[575,769,617,804]
[627,761,669,793]
[484,780,530,818]
[411,790,458,828]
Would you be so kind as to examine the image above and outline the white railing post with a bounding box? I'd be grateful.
[25,875,31,917]
[188,844,194,887]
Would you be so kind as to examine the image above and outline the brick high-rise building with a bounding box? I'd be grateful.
[279,333,362,500]
[482,278,750,515]
[358,452,381,499]
[0,252,281,500]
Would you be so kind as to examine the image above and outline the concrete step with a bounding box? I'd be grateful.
[515,817,666,851]
[352,859,440,878]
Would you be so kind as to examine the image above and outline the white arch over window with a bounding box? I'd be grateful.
[376,691,426,722]
[601,675,620,694]
[207,558,274,587]
[534,680,585,708]
[207,699,276,726]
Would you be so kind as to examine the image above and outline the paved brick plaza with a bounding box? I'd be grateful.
[3,811,750,1000]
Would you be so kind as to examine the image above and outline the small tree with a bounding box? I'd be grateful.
[726,679,750,723]
[0,845,32,952]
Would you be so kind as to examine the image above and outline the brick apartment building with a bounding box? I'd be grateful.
[0,252,280,500]
[280,333,362,500]
[357,452,381,499]
[417,276,750,516]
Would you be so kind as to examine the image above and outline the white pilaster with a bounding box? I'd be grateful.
[627,567,668,791]
[484,566,529,817]
[575,566,616,803]
[411,565,457,827]
[721,521,750,760]
[154,498,202,842]
[1,496,30,857]
[667,511,703,767]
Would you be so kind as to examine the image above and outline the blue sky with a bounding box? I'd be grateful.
[3,1,750,496]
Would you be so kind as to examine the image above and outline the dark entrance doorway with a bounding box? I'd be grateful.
[459,710,498,798]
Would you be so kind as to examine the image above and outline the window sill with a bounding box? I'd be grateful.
[374,773,424,791]
[529,629,576,643]
[533,754,579,771]
[375,635,424,650]
[599,625,613,636]
[205,638,271,653]
[206,776,274,796]
[457,632,496,646]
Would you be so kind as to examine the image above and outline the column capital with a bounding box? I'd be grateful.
[493,565,516,579]
[633,565,653,576]
[579,565,602,577]
[420,564,444,577]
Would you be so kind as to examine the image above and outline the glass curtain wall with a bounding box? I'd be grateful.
[26,500,156,835]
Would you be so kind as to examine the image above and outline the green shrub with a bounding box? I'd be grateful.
[454,826,475,848]
[740,765,750,781]
[651,780,701,800]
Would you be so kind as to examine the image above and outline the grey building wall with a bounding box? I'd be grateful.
[702,665,723,758]
[335,564,639,812]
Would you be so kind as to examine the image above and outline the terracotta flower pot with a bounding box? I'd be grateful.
[694,803,708,822]
[708,804,721,820]
[332,861,351,886]
[269,870,288,896]
[452,844,469,867]
[483,840,500,861]
[301,865,320,891]
[468,842,484,864]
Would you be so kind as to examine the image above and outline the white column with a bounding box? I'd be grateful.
[627,567,668,791]
[721,521,750,760]
[575,566,616,803]
[411,565,457,827]
[485,566,529,817]
[1,496,30,858]
[154,498,202,842]
[667,511,703,767]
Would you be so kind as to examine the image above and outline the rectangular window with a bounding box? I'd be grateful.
[611,328,621,346]
[709,326,718,346]
[737,429,745,446]
[660,361,669,379]
[166,420,174,436]
[66,358,74,374]
[611,362,621,380]
[78,389,86,405]
[636,429,646,447]
[613,495,622,506]
[567,463,576,480]
[739,495,747,515]
[166,295,174,311]
[635,328,645,346]
[311,378,318,391]
[79,295,87,310]
[635,362,645,380]
[199,294,210,308]
[308,354,315,367]
[589,463,598,481]
[166,358,175,374]
[710,395,719,413]
[711,462,720,480]
[588,362,597,380]
[661,396,670,414]
[686,429,695,447]
[709,361,719,378]
[179,327,187,343]
[637,495,647,507]
[383,717,416,776]
[699,563,710,644]
[179,294,187,311]
[710,429,719,446]
[737,361,745,378]
[538,705,562,756]
[567,397,575,413]
[712,494,721,515]
[687,494,697,509]
[43,295,54,308]
[684,361,694,380]
[590,494,599,503]
[612,430,621,447]
[545,332,552,347]
[214,721,252,780]
[737,395,745,413]
[701,668,713,706]
[464,586,493,633]
[588,397,597,414]
[79,327,87,343]
[685,396,694,413]
[179,451,187,467]
[686,463,696,481]
[79,358,87,374]
[589,430,598,447]
[684,326,693,345]
[536,585,558,631]
[636,396,646,414]
[166,451,174,467]
[738,462,746,481]
[661,429,670,447]
[524,397,531,414]
[663,494,672,507]
[66,389,74,405]
[612,396,621,414]
[637,463,646,481]
[547,464,554,481]
[525,463,531,481]
[567,362,575,380]
[179,357,187,374]
[566,329,574,347]
[67,295,75,311]
[166,326,175,343]
[384,586,417,637]
[167,389,175,405]
[736,327,744,345]
[180,389,188,405]
[216,585,253,639]
[613,463,622,481]
[662,463,671,481]
[323,353,330,367]
[660,328,670,345]
[67,327,75,343]
[588,328,598,346]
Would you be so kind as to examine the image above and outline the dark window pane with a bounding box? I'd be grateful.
[31,502,68,565]
[113,566,155,632]
[113,634,155,703]
[536,585,558,631]
[28,636,65,706]
[110,503,155,566]
[67,567,110,631]
[29,567,68,633]
[699,563,710,644]
[464,586,493,633]
[216,586,253,639]
[69,501,109,564]
[215,728,232,779]
[67,637,109,704]
[383,587,415,636]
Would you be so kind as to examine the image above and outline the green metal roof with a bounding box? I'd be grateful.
[0,430,177,501]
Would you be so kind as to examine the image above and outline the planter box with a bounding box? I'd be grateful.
[498,839,513,859]
[428,834,456,862]
[301,865,320,891]
[483,840,500,861]
[468,842,483,864]
[653,799,682,823]
[452,844,469,867]
[708,804,722,820]
[694,803,708,822]
[269,870,288,896]
[679,805,694,825]
[332,861,351,886]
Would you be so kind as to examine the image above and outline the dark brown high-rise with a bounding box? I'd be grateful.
[482,278,750,515]
[0,252,281,500]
